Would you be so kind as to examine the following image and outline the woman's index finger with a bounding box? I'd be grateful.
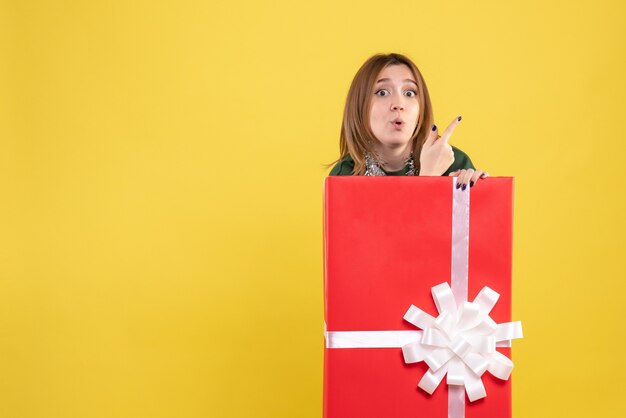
[440,116,462,143]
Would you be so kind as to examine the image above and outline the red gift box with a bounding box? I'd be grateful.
[323,176,516,418]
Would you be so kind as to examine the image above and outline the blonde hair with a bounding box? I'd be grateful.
[332,53,434,175]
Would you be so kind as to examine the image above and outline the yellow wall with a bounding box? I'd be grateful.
[1,0,625,417]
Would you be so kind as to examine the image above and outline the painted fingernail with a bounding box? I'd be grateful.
[457,116,462,122]
[470,181,475,187]
[432,125,437,131]
[462,184,467,191]
[480,173,486,178]
[456,182,461,189]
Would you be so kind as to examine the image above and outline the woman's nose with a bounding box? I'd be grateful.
[391,102,404,111]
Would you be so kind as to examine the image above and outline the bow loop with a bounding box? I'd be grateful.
[403,305,436,330]
[421,328,449,347]
[431,282,458,316]
[456,302,482,331]
[473,286,500,314]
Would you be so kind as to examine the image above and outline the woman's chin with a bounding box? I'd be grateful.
[377,137,412,147]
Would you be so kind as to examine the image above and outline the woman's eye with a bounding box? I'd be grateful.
[375,89,389,97]
[405,90,417,97]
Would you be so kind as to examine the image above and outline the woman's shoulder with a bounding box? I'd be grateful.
[329,154,355,176]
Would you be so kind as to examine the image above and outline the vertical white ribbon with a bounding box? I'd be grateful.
[448,385,466,418]
[451,178,470,308]
[449,177,470,418]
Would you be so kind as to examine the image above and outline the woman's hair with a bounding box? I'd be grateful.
[333,53,434,175]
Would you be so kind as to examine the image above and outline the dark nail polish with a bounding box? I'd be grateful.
[462,184,467,191]
[480,173,486,178]
[457,116,462,122]
[470,181,474,187]
[456,183,461,189]
[432,125,437,131]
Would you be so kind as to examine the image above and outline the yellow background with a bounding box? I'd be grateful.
[1,0,625,417]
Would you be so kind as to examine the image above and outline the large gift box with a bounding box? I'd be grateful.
[323,177,522,418]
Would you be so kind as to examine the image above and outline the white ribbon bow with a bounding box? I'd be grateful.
[402,282,523,402]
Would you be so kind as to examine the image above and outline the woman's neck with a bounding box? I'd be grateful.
[373,142,413,171]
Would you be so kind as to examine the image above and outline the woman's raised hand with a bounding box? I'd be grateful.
[418,117,460,176]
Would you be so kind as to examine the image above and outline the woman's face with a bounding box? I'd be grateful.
[369,64,420,149]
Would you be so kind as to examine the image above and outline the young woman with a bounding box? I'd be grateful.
[328,53,488,190]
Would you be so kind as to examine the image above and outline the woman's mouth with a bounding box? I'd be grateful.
[391,119,405,130]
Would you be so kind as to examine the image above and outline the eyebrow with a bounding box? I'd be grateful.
[376,78,418,86]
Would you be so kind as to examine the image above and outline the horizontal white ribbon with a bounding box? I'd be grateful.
[325,327,421,348]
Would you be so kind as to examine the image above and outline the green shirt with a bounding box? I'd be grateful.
[328,146,475,176]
